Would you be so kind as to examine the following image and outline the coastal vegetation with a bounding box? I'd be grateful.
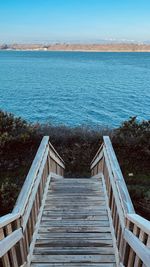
[0,110,150,219]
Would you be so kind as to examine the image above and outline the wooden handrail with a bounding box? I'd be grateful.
[49,142,65,165]
[0,213,20,228]
[91,136,150,267]
[13,136,49,215]
[126,213,150,235]
[0,136,65,267]
[91,143,103,166]
[103,136,134,214]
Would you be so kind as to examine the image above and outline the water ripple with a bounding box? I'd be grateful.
[0,51,150,127]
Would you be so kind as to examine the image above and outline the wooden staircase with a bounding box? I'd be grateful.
[0,136,150,267]
[31,176,116,266]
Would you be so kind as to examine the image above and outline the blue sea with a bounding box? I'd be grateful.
[0,51,150,127]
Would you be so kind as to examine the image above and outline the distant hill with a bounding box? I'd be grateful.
[1,43,150,51]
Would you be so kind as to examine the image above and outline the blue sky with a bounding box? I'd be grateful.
[0,0,150,43]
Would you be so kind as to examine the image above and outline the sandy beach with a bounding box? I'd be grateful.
[1,43,150,52]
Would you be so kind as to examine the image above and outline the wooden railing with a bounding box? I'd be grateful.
[0,136,65,267]
[91,136,150,267]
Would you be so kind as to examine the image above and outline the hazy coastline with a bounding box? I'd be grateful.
[1,43,150,52]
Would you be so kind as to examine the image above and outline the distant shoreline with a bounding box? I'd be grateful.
[1,43,150,52]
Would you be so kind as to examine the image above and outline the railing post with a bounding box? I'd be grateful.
[91,136,150,266]
[0,137,65,267]
[0,229,11,267]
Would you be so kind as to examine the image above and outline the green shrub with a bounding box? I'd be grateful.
[0,178,19,214]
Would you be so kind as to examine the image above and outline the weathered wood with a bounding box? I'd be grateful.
[22,148,49,230]
[103,136,134,214]
[1,135,150,267]
[13,136,49,215]
[0,137,65,267]
[50,149,65,169]
[32,254,116,263]
[124,229,150,267]
[127,214,150,236]
[33,246,115,254]
[0,228,23,257]
[40,220,110,226]
[91,150,103,170]
[90,136,150,266]
[91,143,103,166]
[27,175,52,266]
[6,224,19,267]
[31,177,116,266]
[0,212,20,228]
[127,225,138,267]
[38,226,111,233]
[31,264,116,267]
[36,232,112,239]
[0,228,11,267]
[49,142,65,165]
[41,215,108,221]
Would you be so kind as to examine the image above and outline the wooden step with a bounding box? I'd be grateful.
[31,177,116,266]
[31,254,116,263]
[38,226,111,233]
[31,264,116,267]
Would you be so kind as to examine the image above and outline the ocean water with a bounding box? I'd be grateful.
[0,51,150,127]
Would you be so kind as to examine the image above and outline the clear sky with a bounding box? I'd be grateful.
[0,0,150,43]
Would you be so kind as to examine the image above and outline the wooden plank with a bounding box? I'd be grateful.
[0,228,23,257]
[0,212,20,228]
[134,230,146,267]
[42,207,106,212]
[35,239,113,246]
[5,224,19,267]
[40,221,110,227]
[91,150,103,170]
[50,180,101,184]
[32,254,116,263]
[42,213,106,220]
[13,136,49,215]
[47,192,104,196]
[46,196,105,201]
[50,179,101,183]
[91,143,103,166]
[101,173,120,266]
[45,201,105,205]
[22,148,49,230]
[44,203,106,207]
[36,232,112,239]
[50,149,65,169]
[50,184,102,188]
[49,142,65,165]
[50,172,64,179]
[103,136,135,214]
[38,226,111,233]
[33,246,114,254]
[127,214,150,236]
[124,229,150,267]
[30,176,116,266]
[127,225,138,267]
[103,148,125,229]
[44,201,106,206]
[31,263,116,267]
[44,202,106,207]
[50,186,102,190]
[0,228,11,267]
[27,175,52,267]
[40,215,108,220]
